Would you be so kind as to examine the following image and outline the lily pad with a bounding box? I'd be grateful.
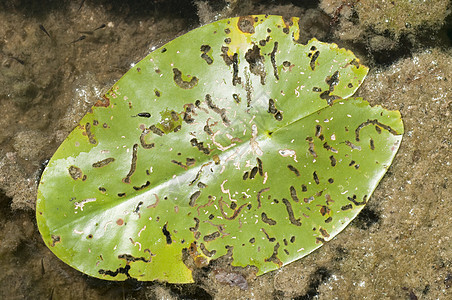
[36,15,403,283]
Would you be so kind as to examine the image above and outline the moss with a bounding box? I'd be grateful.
[355,0,451,37]
[320,0,451,63]
[321,0,451,38]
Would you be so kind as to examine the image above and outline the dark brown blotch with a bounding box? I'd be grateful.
[201,53,213,65]
[203,231,220,242]
[238,16,255,34]
[68,166,83,180]
[257,157,263,176]
[249,167,258,179]
[310,50,320,70]
[329,155,337,167]
[162,223,172,244]
[287,165,300,177]
[245,44,266,85]
[92,158,115,168]
[290,186,299,202]
[189,191,201,207]
[268,99,277,114]
[133,181,151,191]
[261,212,277,225]
[313,171,320,185]
[173,68,198,89]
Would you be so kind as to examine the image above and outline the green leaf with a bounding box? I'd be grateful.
[36,15,403,283]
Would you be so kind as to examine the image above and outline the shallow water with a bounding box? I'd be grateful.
[0,1,451,299]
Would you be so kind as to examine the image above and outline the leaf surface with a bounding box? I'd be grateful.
[36,15,403,283]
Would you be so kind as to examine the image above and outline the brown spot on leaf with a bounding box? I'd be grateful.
[50,235,60,247]
[320,205,330,216]
[287,164,300,177]
[245,45,266,85]
[205,94,230,126]
[92,158,115,168]
[319,227,330,238]
[249,167,258,179]
[261,212,277,225]
[68,166,83,180]
[271,42,279,80]
[203,231,220,242]
[220,47,241,86]
[290,186,299,202]
[265,242,282,266]
[268,99,277,114]
[190,138,211,155]
[237,16,255,34]
[122,144,138,184]
[162,223,172,244]
[347,194,367,206]
[154,89,161,97]
[173,68,198,89]
[85,122,97,144]
[323,142,338,153]
[232,93,240,103]
[282,198,301,226]
[189,217,200,233]
[315,125,322,137]
[133,181,150,191]
[257,157,263,176]
[189,191,201,207]
[329,155,337,167]
[140,128,155,149]
[201,53,213,65]
[313,171,320,184]
[341,204,353,211]
[307,137,317,158]
[256,187,270,209]
[355,119,399,141]
[149,125,164,136]
[261,228,276,242]
[171,160,187,170]
[310,50,320,70]
[200,243,216,257]
[95,95,110,107]
[219,197,248,220]
[118,253,151,263]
